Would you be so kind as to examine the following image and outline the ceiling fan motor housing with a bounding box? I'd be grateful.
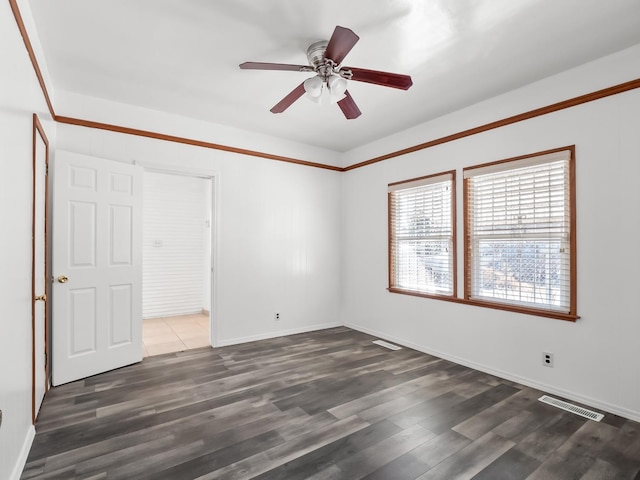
[306,40,350,81]
[306,40,329,68]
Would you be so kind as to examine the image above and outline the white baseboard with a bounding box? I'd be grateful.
[346,322,640,423]
[10,425,35,480]
[217,322,343,347]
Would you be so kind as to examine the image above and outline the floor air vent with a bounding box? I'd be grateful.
[372,340,402,350]
[538,395,604,422]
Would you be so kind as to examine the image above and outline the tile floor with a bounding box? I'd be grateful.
[142,313,210,357]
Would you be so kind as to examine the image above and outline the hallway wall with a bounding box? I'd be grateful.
[143,172,210,318]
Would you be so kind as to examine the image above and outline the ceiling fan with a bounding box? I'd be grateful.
[239,26,413,119]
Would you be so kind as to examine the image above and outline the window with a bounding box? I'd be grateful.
[389,171,455,296]
[464,147,576,318]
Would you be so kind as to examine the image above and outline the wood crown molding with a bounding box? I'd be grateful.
[9,0,55,118]
[344,78,640,171]
[10,0,640,172]
[54,116,343,171]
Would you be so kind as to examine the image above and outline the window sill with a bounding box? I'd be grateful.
[387,287,579,322]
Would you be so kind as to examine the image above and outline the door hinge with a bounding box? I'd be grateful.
[44,351,48,368]
[45,164,49,176]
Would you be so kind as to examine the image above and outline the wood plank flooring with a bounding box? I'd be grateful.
[22,327,640,479]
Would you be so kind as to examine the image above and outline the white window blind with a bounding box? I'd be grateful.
[465,151,572,312]
[389,172,454,295]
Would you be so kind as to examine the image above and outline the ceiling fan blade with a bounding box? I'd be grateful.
[337,90,361,119]
[345,66,413,90]
[270,82,306,113]
[324,26,360,64]
[240,62,314,72]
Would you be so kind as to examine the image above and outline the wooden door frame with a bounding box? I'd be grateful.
[32,113,50,424]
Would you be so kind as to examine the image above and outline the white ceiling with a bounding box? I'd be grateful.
[28,0,640,152]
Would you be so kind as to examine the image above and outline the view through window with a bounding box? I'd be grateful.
[388,171,455,296]
[464,148,575,315]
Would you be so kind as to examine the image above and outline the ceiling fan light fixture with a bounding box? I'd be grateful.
[306,84,346,105]
[303,76,323,98]
[306,86,329,104]
[306,91,324,104]
[304,75,347,104]
[328,75,347,96]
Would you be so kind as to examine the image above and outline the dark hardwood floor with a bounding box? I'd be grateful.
[22,327,640,479]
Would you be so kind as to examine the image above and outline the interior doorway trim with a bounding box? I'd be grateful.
[138,161,220,348]
[31,113,50,424]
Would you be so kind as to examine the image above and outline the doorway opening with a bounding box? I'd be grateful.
[141,170,213,357]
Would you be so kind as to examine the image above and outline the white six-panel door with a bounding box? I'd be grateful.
[52,150,143,386]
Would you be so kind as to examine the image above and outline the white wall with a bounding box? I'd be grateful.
[143,172,209,318]
[56,121,343,346]
[341,45,640,421]
[0,2,56,478]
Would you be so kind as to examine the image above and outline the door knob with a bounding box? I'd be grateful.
[35,294,47,302]
[57,275,69,283]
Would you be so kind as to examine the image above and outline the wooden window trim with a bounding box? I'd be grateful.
[388,146,579,323]
[388,170,457,298]
[387,287,579,321]
[463,146,578,321]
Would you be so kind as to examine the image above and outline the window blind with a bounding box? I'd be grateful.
[465,151,571,312]
[389,172,454,295]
